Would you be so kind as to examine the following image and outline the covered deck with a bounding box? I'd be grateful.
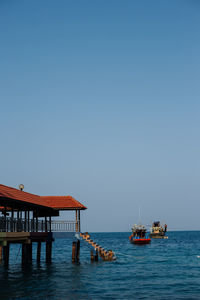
[0,184,87,265]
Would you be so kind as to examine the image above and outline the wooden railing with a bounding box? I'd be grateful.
[0,217,50,232]
[0,217,79,233]
[51,220,79,232]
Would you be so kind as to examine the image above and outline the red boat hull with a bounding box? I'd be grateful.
[129,235,151,244]
[133,238,151,244]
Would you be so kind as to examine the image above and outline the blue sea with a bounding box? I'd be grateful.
[1,231,200,299]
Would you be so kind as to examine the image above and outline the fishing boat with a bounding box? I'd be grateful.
[149,221,168,239]
[129,224,151,244]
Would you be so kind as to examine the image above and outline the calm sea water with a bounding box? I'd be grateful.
[1,231,200,299]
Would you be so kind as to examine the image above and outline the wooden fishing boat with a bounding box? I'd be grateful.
[129,224,151,244]
[149,221,168,239]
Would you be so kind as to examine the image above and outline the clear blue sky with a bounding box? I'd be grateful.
[0,0,199,231]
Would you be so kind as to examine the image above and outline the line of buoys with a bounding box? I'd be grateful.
[80,232,116,261]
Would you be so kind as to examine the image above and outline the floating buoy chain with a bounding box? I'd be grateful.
[80,232,116,261]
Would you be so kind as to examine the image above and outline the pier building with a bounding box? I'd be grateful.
[0,184,86,265]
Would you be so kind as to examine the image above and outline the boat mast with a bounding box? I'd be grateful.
[138,207,141,225]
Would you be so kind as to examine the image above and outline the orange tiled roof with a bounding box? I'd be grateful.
[41,196,87,210]
[0,184,87,210]
[0,184,49,208]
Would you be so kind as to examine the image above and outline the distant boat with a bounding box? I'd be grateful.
[149,221,168,239]
[129,224,151,244]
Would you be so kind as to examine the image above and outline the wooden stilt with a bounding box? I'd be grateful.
[3,243,10,266]
[45,216,47,232]
[27,242,32,263]
[72,242,76,262]
[78,210,80,232]
[22,244,25,264]
[11,209,14,232]
[24,211,27,231]
[95,250,98,262]
[75,210,78,232]
[75,240,80,262]
[32,215,35,232]
[49,216,51,232]
[17,210,19,232]
[46,241,52,263]
[91,250,94,262]
[36,215,38,232]
[22,243,29,264]
[0,246,3,262]
[28,211,30,232]
[37,241,41,263]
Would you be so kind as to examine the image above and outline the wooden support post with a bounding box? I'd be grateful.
[22,243,26,264]
[45,216,47,232]
[72,242,76,262]
[22,243,31,265]
[4,207,7,232]
[28,243,31,262]
[3,243,10,266]
[27,242,32,263]
[24,211,27,232]
[46,241,52,263]
[78,210,80,232]
[17,210,19,232]
[95,250,98,262]
[37,242,41,263]
[75,210,78,232]
[90,250,94,262]
[0,246,3,263]
[28,211,30,232]
[11,209,14,232]
[36,215,38,232]
[75,240,80,262]
[32,216,34,232]
[49,216,51,232]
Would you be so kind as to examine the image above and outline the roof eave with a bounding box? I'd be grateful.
[52,207,87,211]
